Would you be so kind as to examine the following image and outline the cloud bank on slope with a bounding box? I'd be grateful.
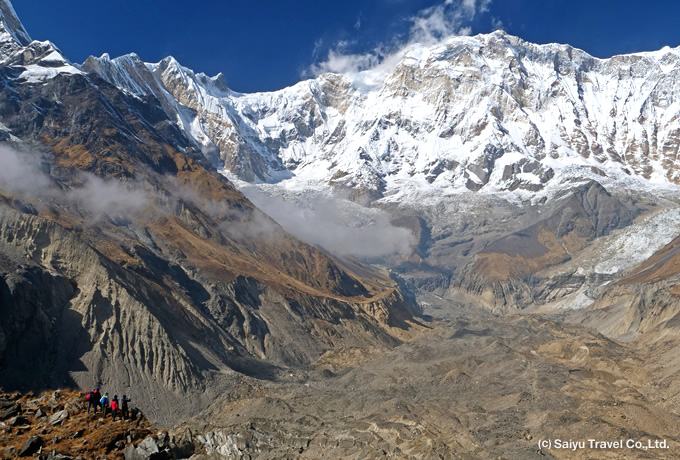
[241,187,415,259]
[0,146,150,221]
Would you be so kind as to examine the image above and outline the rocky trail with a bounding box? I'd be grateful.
[0,389,193,459]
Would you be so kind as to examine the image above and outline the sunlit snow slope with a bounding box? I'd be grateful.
[82,31,680,203]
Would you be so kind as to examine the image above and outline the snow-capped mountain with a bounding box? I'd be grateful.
[0,2,79,77]
[0,0,28,54]
[82,31,680,203]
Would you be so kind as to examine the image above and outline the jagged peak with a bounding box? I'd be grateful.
[0,0,31,47]
[88,52,145,65]
[117,51,141,61]
[213,72,229,90]
[158,55,184,69]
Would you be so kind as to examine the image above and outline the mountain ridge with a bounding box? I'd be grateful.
[79,31,680,207]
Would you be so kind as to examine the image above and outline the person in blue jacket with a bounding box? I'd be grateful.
[100,392,111,417]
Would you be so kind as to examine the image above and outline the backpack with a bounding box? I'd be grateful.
[86,392,92,401]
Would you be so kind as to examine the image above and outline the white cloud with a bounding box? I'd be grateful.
[0,146,150,222]
[409,0,491,44]
[311,50,379,75]
[463,0,492,14]
[354,12,363,30]
[240,187,416,259]
[312,38,324,59]
[306,0,493,88]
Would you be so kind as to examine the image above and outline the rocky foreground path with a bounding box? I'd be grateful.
[0,389,193,459]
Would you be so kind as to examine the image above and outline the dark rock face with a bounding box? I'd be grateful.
[0,71,195,178]
[0,262,77,390]
[0,403,19,420]
[18,435,42,456]
[450,181,641,310]
[483,181,635,259]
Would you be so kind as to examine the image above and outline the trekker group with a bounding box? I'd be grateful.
[86,387,132,421]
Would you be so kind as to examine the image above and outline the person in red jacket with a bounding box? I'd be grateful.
[111,395,120,421]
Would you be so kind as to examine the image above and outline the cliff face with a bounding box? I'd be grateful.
[0,0,419,427]
[446,181,639,311]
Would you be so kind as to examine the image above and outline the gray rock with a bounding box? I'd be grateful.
[18,435,42,456]
[47,409,69,425]
[124,436,160,460]
[0,403,20,420]
[7,415,28,426]
[46,453,75,460]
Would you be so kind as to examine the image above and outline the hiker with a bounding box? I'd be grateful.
[86,389,96,413]
[100,392,110,417]
[121,395,131,420]
[111,395,120,421]
[91,387,102,414]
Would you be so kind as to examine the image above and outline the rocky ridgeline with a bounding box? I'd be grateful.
[0,389,194,459]
[85,32,680,201]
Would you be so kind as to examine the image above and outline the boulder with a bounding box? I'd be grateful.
[7,415,28,426]
[0,403,20,420]
[18,435,42,457]
[124,436,159,460]
[48,409,69,425]
[46,453,75,460]
[0,399,16,408]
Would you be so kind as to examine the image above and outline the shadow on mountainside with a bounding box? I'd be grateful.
[0,266,90,393]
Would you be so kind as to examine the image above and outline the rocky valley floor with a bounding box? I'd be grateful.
[3,294,680,459]
[176,293,680,459]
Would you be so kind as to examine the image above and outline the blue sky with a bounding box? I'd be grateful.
[14,0,680,93]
